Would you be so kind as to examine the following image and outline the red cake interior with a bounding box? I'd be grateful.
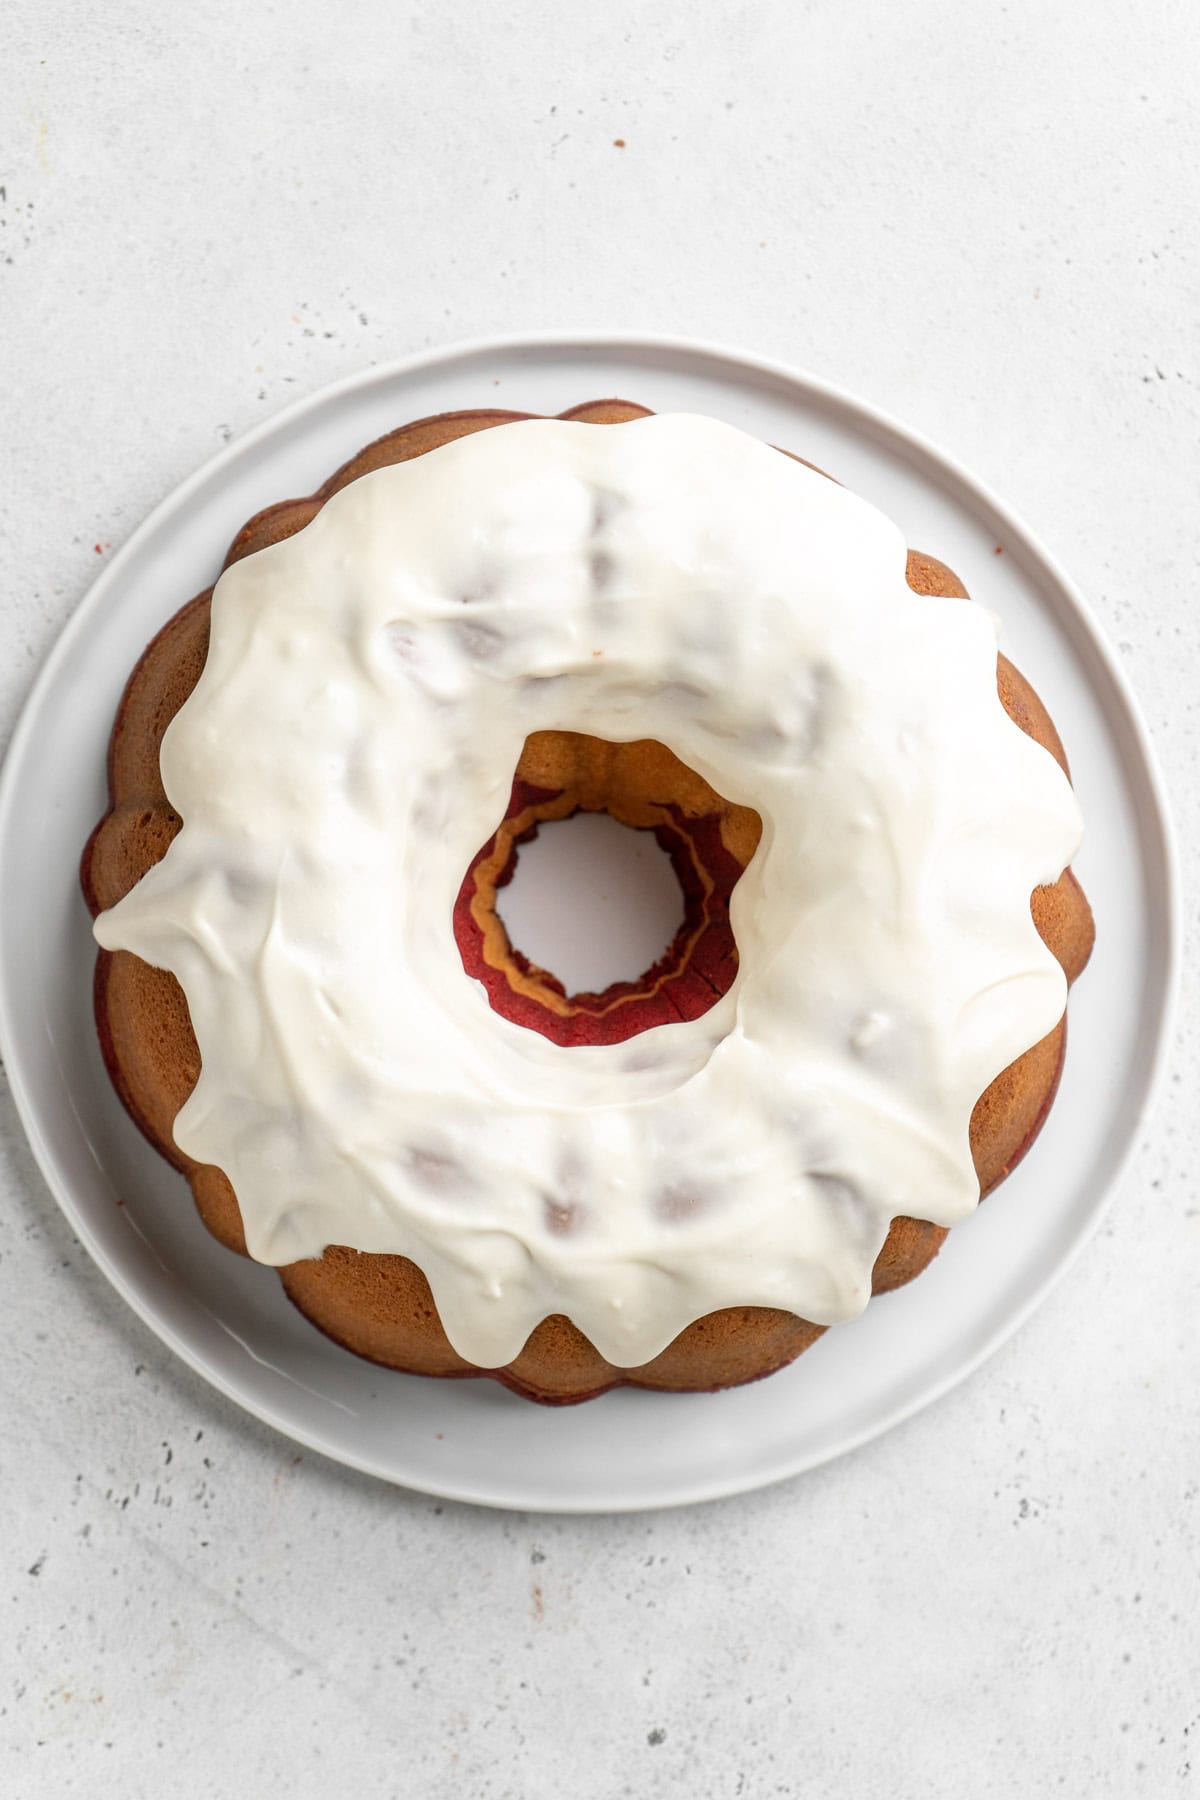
[454,772,748,1047]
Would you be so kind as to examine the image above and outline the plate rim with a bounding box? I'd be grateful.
[0,330,1182,1512]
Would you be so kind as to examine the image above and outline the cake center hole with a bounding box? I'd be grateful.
[496,813,686,997]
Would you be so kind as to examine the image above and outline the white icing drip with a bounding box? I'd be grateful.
[94,415,1082,1368]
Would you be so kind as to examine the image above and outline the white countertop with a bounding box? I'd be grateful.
[2,2,1197,1794]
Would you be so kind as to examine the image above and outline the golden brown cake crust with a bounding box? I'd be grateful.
[82,401,1095,1404]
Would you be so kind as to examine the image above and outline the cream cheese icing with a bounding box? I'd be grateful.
[94,414,1083,1368]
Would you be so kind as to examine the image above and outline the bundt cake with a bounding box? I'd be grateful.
[82,400,1094,1403]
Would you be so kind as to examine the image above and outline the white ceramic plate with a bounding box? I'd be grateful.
[0,334,1179,1513]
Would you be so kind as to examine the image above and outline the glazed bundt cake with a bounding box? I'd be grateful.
[82,400,1094,1403]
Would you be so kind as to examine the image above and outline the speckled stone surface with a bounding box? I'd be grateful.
[1,2,1197,1795]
